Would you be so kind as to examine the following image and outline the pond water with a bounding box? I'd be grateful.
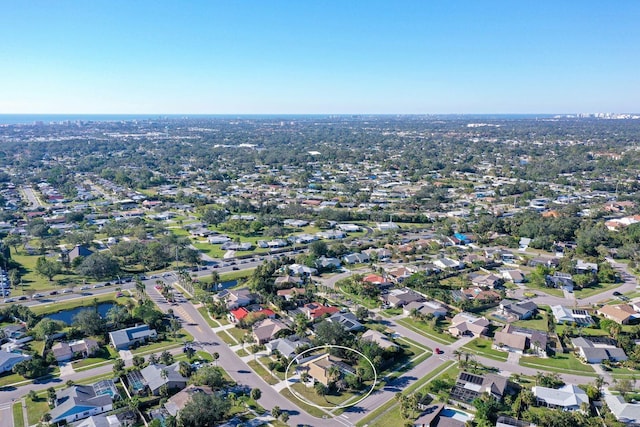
[45,302,116,324]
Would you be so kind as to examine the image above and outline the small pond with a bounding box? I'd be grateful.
[45,302,116,324]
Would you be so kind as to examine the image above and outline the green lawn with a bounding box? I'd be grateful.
[131,330,193,355]
[520,353,596,374]
[0,371,28,387]
[336,286,381,309]
[227,327,248,343]
[280,388,330,418]
[196,306,219,328]
[573,282,622,299]
[397,317,457,345]
[381,308,404,317]
[71,346,119,369]
[461,337,508,362]
[26,396,50,425]
[11,252,87,291]
[12,402,24,427]
[247,360,278,385]
[522,282,565,298]
[236,348,249,357]
[512,311,549,331]
[290,381,361,408]
[218,330,238,346]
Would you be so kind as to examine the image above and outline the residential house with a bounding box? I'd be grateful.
[551,305,595,326]
[449,372,509,403]
[109,325,157,350]
[276,287,306,301]
[265,336,309,358]
[497,300,538,321]
[604,392,640,424]
[571,337,628,364]
[342,252,370,265]
[546,273,575,291]
[434,257,464,270]
[501,269,525,284]
[301,303,340,321]
[68,245,94,262]
[337,224,360,232]
[50,382,117,424]
[0,350,31,373]
[532,384,588,411]
[253,318,289,344]
[387,266,414,283]
[575,259,599,274]
[140,362,188,395]
[362,247,392,262]
[288,264,318,276]
[52,338,100,362]
[274,275,303,287]
[597,304,638,325]
[361,329,399,350]
[315,256,342,270]
[493,325,548,357]
[403,300,447,319]
[461,287,501,303]
[384,288,425,308]
[164,385,213,417]
[362,273,392,288]
[216,288,255,310]
[73,414,125,427]
[327,312,364,332]
[496,416,536,427]
[448,313,489,338]
[228,307,275,324]
[469,273,503,288]
[302,354,355,386]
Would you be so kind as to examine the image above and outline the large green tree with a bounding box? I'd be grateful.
[178,392,230,427]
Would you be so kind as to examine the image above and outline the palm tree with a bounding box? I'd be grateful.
[135,279,146,299]
[210,271,220,291]
[212,352,220,366]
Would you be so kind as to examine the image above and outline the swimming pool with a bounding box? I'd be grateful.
[441,408,471,422]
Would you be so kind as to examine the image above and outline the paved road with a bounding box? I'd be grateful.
[144,280,337,427]
[20,185,43,209]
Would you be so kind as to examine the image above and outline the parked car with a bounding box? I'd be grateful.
[62,289,73,293]
[32,293,44,299]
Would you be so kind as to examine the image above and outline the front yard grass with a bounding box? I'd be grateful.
[461,337,508,362]
[217,330,238,346]
[519,353,596,374]
[512,311,549,331]
[573,281,622,299]
[12,401,24,427]
[26,395,50,426]
[71,346,119,369]
[196,306,219,328]
[226,327,248,343]
[131,330,193,355]
[280,387,329,418]
[247,360,278,385]
[397,317,457,345]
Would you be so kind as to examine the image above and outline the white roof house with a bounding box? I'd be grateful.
[532,384,588,411]
[604,392,640,424]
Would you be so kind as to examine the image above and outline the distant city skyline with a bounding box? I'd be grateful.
[1,1,639,114]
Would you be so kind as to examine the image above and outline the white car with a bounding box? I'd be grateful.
[32,293,44,299]
[62,289,73,293]
[93,284,105,289]
[3,298,15,303]
[80,286,90,290]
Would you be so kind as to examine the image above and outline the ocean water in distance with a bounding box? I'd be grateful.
[0,113,559,125]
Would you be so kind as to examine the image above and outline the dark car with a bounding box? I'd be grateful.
[613,291,622,296]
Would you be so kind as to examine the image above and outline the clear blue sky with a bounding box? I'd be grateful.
[1,1,639,114]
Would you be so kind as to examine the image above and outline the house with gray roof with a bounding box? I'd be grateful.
[265,336,309,358]
[0,350,31,373]
[108,325,157,350]
[604,392,640,424]
[571,336,628,364]
[327,312,364,332]
[532,384,588,411]
[140,362,188,395]
[50,383,116,424]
